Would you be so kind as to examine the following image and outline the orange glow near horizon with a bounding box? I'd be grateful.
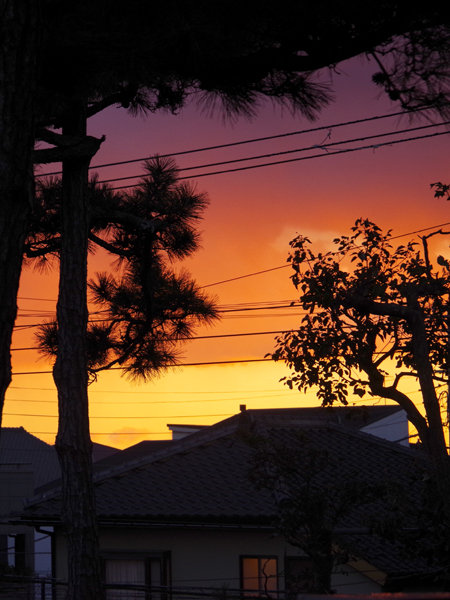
[5,58,450,449]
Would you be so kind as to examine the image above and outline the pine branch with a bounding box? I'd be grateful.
[33,134,105,164]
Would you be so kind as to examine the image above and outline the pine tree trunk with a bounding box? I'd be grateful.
[0,0,39,429]
[53,99,104,600]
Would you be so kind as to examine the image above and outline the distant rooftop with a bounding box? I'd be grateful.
[0,427,61,489]
[22,409,428,579]
[93,404,408,472]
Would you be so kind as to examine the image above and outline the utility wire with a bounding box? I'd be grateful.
[11,358,273,376]
[3,412,234,419]
[99,129,450,190]
[201,265,290,288]
[12,343,422,375]
[10,329,294,352]
[200,221,450,288]
[8,386,289,394]
[37,108,428,176]
[4,393,297,405]
[15,222,450,305]
[14,303,299,320]
[17,431,173,435]
[172,129,450,183]
[12,306,305,331]
[96,121,450,186]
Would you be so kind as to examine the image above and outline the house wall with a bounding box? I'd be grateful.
[34,529,53,577]
[0,465,35,572]
[361,410,409,446]
[53,525,382,594]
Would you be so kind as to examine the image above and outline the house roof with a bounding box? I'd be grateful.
[0,427,61,489]
[93,440,174,470]
[22,408,431,578]
[207,404,405,430]
[91,405,404,473]
[23,408,422,521]
[92,442,121,463]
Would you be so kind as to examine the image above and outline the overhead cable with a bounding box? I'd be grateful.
[97,121,450,186]
[37,107,428,176]
[173,130,450,183]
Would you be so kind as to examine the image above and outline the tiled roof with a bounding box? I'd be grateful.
[204,404,405,432]
[93,440,174,471]
[92,442,121,463]
[25,414,425,521]
[0,427,61,489]
[22,409,432,578]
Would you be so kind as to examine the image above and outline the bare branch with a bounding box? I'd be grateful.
[361,359,429,442]
[86,84,139,118]
[33,134,105,164]
[392,371,420,388]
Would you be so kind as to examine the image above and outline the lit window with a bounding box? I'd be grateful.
[241,556,278,596]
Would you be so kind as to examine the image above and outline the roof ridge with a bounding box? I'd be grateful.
[276,420,427,458]
[93,420,240,481]
[23,411,424,509]
[1,427,55,447]
[24,419,242,507]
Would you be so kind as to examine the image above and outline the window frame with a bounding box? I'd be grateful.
[240,555,278,597]
[102,551,171,600]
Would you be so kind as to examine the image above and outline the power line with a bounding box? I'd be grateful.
[201,265,290,288]
[12,308,304,331]
[13,431,172,435]
[3,412,234,419]
[106,129,450,189]
[8,386,289,394]
[14,303,300,320]
[200,220,450,288]
[10,329,295,352]
[390,222,450,241]
[96,121,450,186]
[18,296,56,302]
[37,107,427,176]
[4,392,298,404]
[11,358,273,376]
[15,222,450,305]
[175,129,450,183]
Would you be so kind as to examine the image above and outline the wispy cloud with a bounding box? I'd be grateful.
[108,427,151,447]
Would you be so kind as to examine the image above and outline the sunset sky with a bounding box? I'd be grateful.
[6,56,450,449]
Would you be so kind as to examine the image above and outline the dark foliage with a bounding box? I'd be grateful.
[35,1,450,137]
[244,429,405,593]
[31,156,219,382]
[271,217,450,454]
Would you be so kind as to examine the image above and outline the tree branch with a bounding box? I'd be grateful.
[33,134,105,164]
[392,371,420,388]
[24,239,60,257]
[86,84,139,118]
[36,128,85,147]
[361,359,429,443]
[343,295,412,321]
[88,232,132,257]
[373,337,398,368]
[94,210,165,233]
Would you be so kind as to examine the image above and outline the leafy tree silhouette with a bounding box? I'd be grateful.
[271,215,450,519]
[245,429,395,593]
